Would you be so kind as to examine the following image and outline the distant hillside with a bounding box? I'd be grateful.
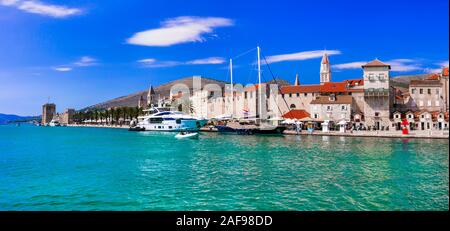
[84,76,228,111]
[0,114,38,124]
[391,73,434,88]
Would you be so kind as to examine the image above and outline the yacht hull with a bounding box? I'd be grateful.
[138,119,208,132]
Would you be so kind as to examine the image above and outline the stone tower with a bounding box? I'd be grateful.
[320,53,331,85]
[294,73,300,86]
[138,95,144,109]
[147,85,156,107]
[42,103,56,125]
[362,59,392,129]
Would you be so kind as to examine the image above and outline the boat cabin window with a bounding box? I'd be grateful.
[149,118,163,123]
[155,112,173,116]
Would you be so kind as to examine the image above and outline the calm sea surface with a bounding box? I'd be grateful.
[0,124,448,211]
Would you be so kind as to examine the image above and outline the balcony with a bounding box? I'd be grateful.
[364,88,389,97]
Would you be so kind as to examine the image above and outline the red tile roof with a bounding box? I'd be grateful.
[345,79,364,87]
[281,79,365,94]
[443,67,449,77]
[362,59,391,69]
[280,85,322,94]
[320,82,348,93]
[426,74,440,80]
[282,109,310,119]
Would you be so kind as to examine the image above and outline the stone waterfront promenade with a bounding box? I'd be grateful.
[200,127,449,139]
[283,130,449,139]
[67,124,448,139]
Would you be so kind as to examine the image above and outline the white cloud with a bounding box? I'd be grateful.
[424,68,442,74]
[186,57,225,65]
[387,59,423,72]
[138,59,181,68]
[1,0,81,18]
[138,57,225,68]
[127,16,234,47]
[333,59,424,72]
[424,60,449,73]
[265,50,341,64]
[53,67,72,72]
[52,56,97,72]
[436,60,449,67]
[0,0,19,6]
[74,56,97,66]
[333,61,368,70]
[137,59,157,64]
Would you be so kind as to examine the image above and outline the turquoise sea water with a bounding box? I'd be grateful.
[0,124,448,211]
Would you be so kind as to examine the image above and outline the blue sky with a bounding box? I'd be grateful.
[0,0,448,116]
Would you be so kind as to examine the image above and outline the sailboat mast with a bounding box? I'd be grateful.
[257,46,262,119]
[230,58,234,118]
[229,58,233,97]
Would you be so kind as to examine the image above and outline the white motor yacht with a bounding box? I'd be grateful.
[134,107,207,132]
[48,119,61,127]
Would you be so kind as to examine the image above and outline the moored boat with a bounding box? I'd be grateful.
[175,131,199,139]
[131,107,208,132]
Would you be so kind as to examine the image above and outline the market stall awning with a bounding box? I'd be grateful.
[282,110,310,120]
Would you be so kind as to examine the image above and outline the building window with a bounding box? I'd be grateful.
[428,89,431,94]
[427,100,432,106]
[244,92,248,99]
[327,106,332,111]
[436,89,440,94]
[395,114,400,118]
[289,93,292,97]
[341,105,346,110]
[419,100,424,106]
[290,104,296,109]
[304,93,307,97]
[420,89,423,94]
[412,89,416,94]
[375,112,380,117]
[436,101,440,106]
[314,114,319,119]
[296,93,300,97]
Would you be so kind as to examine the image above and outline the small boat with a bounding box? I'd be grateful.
[48,119,61,127]
[175,131,199,139]
[215,125,237,133]
[128,126,145,131]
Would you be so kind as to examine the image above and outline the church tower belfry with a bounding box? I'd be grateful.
[320,53,331,85]
[147,85,155,107]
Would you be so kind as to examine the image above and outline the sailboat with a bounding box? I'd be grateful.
[216,46,286,135]
[251,46,287,134]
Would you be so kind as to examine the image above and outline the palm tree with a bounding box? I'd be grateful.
[115,108,122,125]
[105,109,110,124]
[109,108,116,124]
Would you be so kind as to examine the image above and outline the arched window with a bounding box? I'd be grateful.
[290,104,296,109]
